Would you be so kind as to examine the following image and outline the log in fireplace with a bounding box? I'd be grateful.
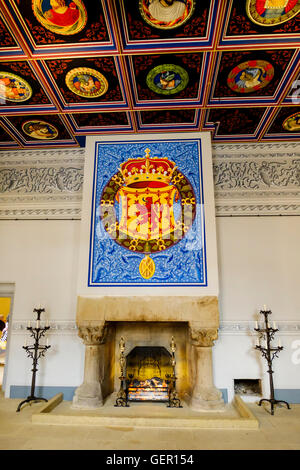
[126,346,172,402]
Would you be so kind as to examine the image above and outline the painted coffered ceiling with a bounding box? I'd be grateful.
[0,0,299,150]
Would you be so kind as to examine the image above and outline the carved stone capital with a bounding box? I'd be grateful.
[189,324,218,347]
[77,322,108,345]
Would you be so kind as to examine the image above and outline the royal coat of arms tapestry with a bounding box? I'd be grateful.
[81,133,217,289]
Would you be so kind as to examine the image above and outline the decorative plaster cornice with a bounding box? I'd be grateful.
[10,320,300,335]
[0,207,82,219]
[219,321,300,335]
[212,142,300,155]
[0,148,85,164]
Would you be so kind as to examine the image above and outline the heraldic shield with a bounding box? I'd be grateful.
[100,148,196,280]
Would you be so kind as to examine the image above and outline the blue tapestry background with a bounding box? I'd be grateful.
[89,139,207,286]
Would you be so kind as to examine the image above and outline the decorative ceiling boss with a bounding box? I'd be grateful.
[246,0,300,26]
[0,72,32,102]
[65,67,108,98]
[22,120,59,140]
[139,0,195,29]
[32,0,87,35]
[227,60,274,94]
[146,64,189,95]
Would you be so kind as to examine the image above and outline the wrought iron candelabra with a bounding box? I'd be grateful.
[166,336,182,408]
[254,307,290,415]
[16,307,51,412]
[115,336,129,407]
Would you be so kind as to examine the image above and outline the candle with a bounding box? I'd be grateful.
[46,338,49,347]
[24,338,27,347]
[36,320,40,329]
[27,320,31,328]
[273,321,277,330]
[255,321,258,329]
[256,337,260,346]
[279,338,282,348]
[263,305,267,311]
[46,317,49,327]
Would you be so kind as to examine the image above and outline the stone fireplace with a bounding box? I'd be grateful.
[72,295,224,411]
[74,133,223,413]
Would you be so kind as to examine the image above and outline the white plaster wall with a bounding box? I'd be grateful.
[214,216,300,401]
[0,220,84,397]
[1,216,300,401]
[216,216,300,322]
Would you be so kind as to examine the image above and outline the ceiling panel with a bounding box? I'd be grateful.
[0,0,299,148]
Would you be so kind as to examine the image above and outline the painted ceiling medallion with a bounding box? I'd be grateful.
[282,112,300,131]
[32,0,87,36]
[246,0,300,27]
[227,60,274,94]
[65,67,108,98]
[146,64,189,95]
[22,120,59,140]
[0,72,32,103]
[139,0,195,29]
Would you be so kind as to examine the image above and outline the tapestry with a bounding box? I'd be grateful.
[88,138,207,286]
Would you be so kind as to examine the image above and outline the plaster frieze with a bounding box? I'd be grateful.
[213,158,300,191]
[0,145,300,218]
[213,150,300,215]
[0,166,83,194]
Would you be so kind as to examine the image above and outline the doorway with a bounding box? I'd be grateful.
[0,284,14,394]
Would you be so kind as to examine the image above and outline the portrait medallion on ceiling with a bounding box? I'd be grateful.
[0,72,32,102]
[282,112,300,131]
[65,67,108,98]
[6,114,73,144]
[22,120,59,140]
[146,64,189,95]
[227,60,274,93]
[246,0,300,26]
[32,0,87,35]
[139,0,195,29]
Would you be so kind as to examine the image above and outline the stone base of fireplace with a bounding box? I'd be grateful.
[34,394,259,429]
[73,296,224,412]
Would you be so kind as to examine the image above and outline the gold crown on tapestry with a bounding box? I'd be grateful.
[119,148,177,187]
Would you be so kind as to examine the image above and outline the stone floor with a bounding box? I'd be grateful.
[0,387,299,450]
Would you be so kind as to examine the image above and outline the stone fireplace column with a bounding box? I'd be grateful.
[189,323,224,411]
[72,322,108,409]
